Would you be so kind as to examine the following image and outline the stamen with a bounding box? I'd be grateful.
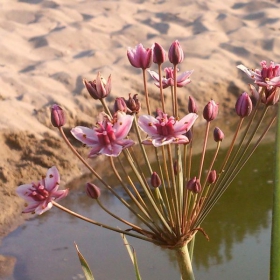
[83,134,87,138]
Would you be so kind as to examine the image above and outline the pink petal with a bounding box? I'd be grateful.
[173,135,190,144]
[35,201,53,215]
[177,70,193,82]
[101,144,123,157]
[22,201,41,213]
[88,145,102,157]
[16,184,34,201]
[114,112,134,139]
[152,137,173,147]
[268,76,280,86]
[148,70,160,82]
[174,113,198,135]
[138,115,158,137]
[237,65,255,78]
[53,189,69,200]
[127,47,141,68]
[114,139,135,148]
[71,126,98,145]
[45,166,60,192]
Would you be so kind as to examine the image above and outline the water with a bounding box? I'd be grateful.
[0,142,274,280]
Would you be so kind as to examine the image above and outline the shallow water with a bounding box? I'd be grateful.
[0,142,274,280]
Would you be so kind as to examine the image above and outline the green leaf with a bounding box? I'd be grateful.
[75,242,95,280]
[121,234,142,280]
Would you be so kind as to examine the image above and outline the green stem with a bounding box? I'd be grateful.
[270,106,280,280]
[175,244,195,280]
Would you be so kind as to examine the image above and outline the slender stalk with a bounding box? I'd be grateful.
[133,116,153,174]
[158,64,166,112]
[270,105,280,280]
[167,144,181,234]
[175,244,195,280]
[195,112,277,227]
[142,69,151,115]
[173,65,178,118]
[100,98,112,118]
[198,121,210,180]
[53,202,156,243]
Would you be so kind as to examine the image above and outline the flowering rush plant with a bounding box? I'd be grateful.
[17,40,279,279]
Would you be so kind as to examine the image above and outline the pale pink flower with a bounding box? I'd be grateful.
[71,112,134,157]
[237,61,280,87]
[148,67,193,89]
[16,166,68,215]
[138,110,198,147]
[127,44,153,69]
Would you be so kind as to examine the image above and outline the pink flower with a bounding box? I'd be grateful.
[148,67,193,89]
[84,72,111,100]
[138,110,198,147]
[237,61,280,87]
[16,166,68,215]
[71,112,134,157]
[127,44,153,69]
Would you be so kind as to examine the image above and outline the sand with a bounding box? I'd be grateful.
[0,0,280,277]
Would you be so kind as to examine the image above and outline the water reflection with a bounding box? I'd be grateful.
[0,142,274,280]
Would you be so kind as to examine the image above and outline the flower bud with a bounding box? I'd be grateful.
[168,40,184,65]
[188,96,198,114]
[235,92,252,117]
[203,100,218,121]
[186,177,201,194]
[126,93,141,114]
[51,104,65,127]
[84,72,111,100]
[264,87,279,106]
[86,183,101,199]
[114,97,127,113]
[207,170,217,184]
[127,44,153,69]
[185,129,192,142]
[173,160,181,175]
[153,43,166,65]
[151,172,161,188]
[213,127,224,142]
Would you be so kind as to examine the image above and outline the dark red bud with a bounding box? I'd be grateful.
[151,172,161,188]
[213,127,224,142]
[235,92,252,117]
[185,129,192,142]
[51,104,65,127]
[126,93,141,114]
[168,40,184,65]
[173,160,180,175]
[153,43,166,65]
[114,97,127,113]
[208,170,217,184]
[186,177,202,194]
[86,183,101,199]
[188,96,198,114]
[203,100,218,121]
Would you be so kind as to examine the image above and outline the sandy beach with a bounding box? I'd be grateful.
[0,0,280,278]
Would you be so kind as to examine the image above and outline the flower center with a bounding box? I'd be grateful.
[29,183,49,201]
